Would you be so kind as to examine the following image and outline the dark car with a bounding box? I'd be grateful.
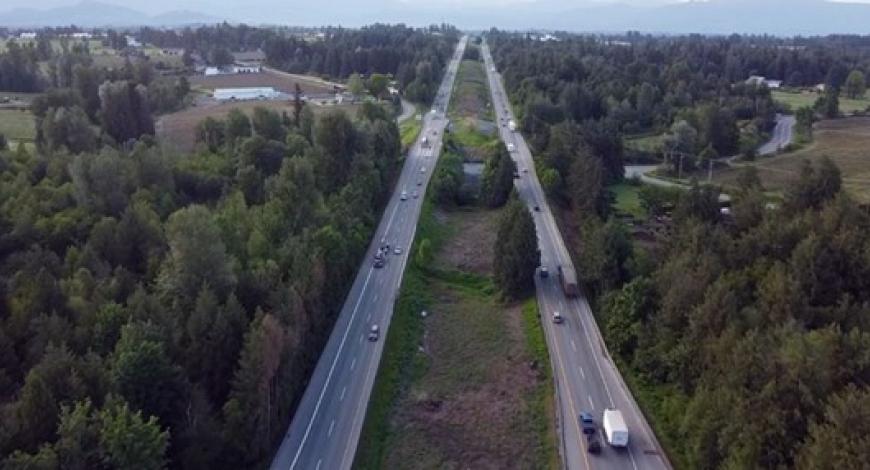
[533,205,540,212]
[586,433,602,454]
[579,412,596,435]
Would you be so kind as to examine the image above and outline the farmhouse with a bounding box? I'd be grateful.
[746,75,782,89]
[18,32,37,39]
[214,87,282,101]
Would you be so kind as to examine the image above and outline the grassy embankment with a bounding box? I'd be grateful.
[772,89,870,114]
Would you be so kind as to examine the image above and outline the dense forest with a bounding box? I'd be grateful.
[0,23,455,470]
[489,31,870,469]
[0,100,404,468]
[138,23,459,103]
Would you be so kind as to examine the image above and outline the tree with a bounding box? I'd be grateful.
[98,81,155,143]
[41,105,97,153]
[158,204,237,304]
[110,325,187,429]
[251,107,286,142]
[784,157,841,213]
[195,116,225,152]
[209,47,233,66]
[816,88,839,118]
[493,195,540,298]
[225,108,252,145]
[99,399,169,470]
[480,145,516,208]
[795,106,815,138]
[797,385,870,470]
[367,73,389,99]
[568,146,607,218]
[347,73,365,98]
[222,313,286,465]
[843,70,866,99]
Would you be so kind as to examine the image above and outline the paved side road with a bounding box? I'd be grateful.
[758,113,796,156]
[396,98,415,124]
[268,37,468,470]
[483,41,671,470]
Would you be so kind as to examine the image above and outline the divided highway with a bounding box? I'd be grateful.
[270,36,468,470]
[481,41,671,470]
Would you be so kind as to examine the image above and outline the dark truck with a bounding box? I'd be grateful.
[557,265,579,297]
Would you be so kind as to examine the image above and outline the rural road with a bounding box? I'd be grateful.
[483,41,671,470]
[268,36,467,470]
[758,113,796,156]
[397,98,415,124]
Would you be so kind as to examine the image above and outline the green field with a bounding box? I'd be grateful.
[624,132,665,154]
[772,89,870,114]
[0,109,36,143]
[713,116,870,203]
[609,182,645,218]
[447,57,499,156]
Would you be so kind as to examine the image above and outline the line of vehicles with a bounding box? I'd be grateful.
[493,53,634,460]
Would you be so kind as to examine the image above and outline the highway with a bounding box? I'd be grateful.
[481,41,671,470]
[269,36,468,470]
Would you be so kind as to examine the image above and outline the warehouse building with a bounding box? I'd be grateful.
[214,87,281,101]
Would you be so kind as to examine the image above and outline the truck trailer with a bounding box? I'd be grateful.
[557,265,579,297]
[603,409,629,447]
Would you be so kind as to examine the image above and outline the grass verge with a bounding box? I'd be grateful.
[609,182,645,218]
[521,299,559,470]
[353,199,445,470]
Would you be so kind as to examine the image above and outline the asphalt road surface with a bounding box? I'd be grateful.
[482,41,671,470]
[758,113,796,156]
[269,36,468,470]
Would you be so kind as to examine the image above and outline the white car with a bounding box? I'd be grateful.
[400,191,408,201]
[552,311,563,324]
[368,324,380,341]
[412,191,419,199]
[394,247,402,255]
[420,167,426,173]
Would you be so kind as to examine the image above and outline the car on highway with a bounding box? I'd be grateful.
[368,324,380,341]
[552,311,563,324]
[417,180,423,186]
[401,191,408,201]
[412,191,419,199]
[522,167,528,173]
[420,166,426,173]
[586,433,602,454]
[540,266,549,277]
[580,411,597,435]
[534,205,540,212]
[394,247,402,255]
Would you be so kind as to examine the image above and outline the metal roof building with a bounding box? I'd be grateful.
[213,87,281,101]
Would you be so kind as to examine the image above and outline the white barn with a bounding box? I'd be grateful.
[214,87,281,101]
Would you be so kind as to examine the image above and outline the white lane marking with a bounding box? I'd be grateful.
[315,459,322,470]
[571,339,577,352]
[587,395,595,410]
[359,334,363,344]
[327,420,335,437]
[374,293,379,302]
[580,366,585,379]
[350,357,357,371]
[366,313,371,322]
[287,267,375,470]
[340,386,346,401]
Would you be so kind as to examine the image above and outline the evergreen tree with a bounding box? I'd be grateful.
[493,195,539,298]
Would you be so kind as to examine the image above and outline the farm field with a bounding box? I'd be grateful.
[772,89,870,114]
[713,117,870,203]
[157,100,359,152]
[0,109,36,144]
[189,70,335,95]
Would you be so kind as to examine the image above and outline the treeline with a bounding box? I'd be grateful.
[263,24,458,103]
[0,101,402,468]
[595,163,870,469]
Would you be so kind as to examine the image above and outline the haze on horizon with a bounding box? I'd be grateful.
[4,0,870,34]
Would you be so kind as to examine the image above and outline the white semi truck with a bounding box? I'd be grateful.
[603,409,629,447]
[508,119,517,131]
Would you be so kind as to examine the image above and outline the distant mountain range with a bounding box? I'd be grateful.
[0,1,219,27]
[3,0,870,35]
